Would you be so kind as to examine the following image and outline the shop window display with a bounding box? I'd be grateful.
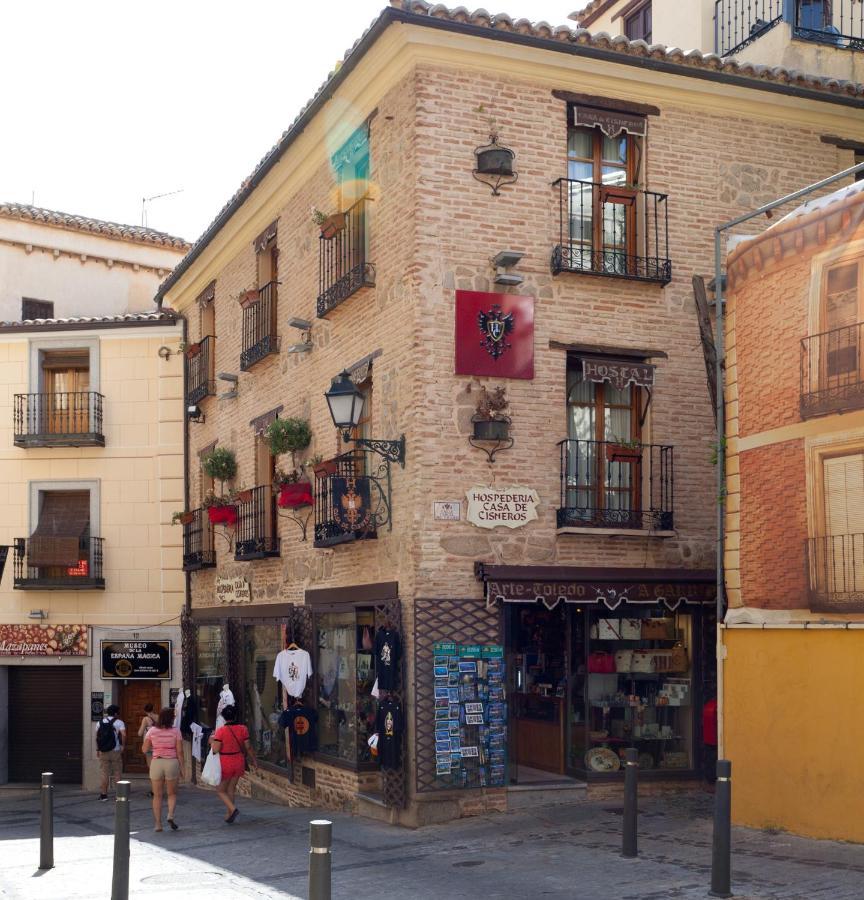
[316,608,377,766]
[242,625,286,767]
[195,624,225,728]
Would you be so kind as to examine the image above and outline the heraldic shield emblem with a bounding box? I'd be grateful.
[477,304,514,360]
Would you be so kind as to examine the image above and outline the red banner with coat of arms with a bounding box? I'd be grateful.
[454,290,534,379]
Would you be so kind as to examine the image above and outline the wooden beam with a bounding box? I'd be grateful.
[551,89,660,118]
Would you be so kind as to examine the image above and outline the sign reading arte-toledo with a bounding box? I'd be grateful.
[101,641,171,680]
[216,576,251,603]
[466,486,539,529]
[0,624,89,656]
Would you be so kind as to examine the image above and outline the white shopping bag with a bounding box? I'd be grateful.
[201,749,222,787]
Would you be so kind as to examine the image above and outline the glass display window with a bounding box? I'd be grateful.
[242,624,286,768]
[316,607,377,767]
[195,624,225,729]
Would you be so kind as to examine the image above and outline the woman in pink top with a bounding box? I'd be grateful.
[142,707,184,832]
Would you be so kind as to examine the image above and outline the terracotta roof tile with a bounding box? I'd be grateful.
[0,202,190,250]
[0,310,178,330]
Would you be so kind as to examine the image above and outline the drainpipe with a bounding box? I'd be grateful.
[713,160,864,758]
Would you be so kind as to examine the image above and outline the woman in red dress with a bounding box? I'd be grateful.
[209,704,257,823]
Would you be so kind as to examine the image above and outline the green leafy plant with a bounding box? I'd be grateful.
[306,453,323,468]
[710,437,728,467]
[201,447,237,496]
[171,510,194,526]
[273,467,301,488]
[310,206,328,226]
[265,417,312,458]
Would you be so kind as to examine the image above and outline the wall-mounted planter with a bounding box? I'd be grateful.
[235,489,253,504]
[475,146,514,177]
[208,504,238,526]
[319,213,346,240]
[472,418,510,442]
[185,343,202,359]
[278,482,314,509]
[313,459,339,479]
[605,443,641,463]
[179,511,195,526]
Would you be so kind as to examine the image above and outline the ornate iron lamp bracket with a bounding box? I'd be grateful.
[339,432,406,468]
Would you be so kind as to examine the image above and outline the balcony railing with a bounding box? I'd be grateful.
[235,484,280,560]
[800,322,864,418]
[13,536,104,590]
[313,451,391,549]
[185,335,215,406]
[240,281,279,371]
[807,534,864,612]
[557,439,674,531]
[183,508,216,571]
[715,1,863,56]
[14,392,104,448]
[317,197,374,318]
[552,179,671,285]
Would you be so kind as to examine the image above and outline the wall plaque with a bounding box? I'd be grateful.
[0,624,89,656]
[433,501,462,521]
[455,291,534,380]
[216,576,251,604]
[466,486,539,529]
[101,640,171,680]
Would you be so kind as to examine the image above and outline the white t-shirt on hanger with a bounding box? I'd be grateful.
[273,648,313,698]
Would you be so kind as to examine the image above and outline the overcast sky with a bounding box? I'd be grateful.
[0,1,587,243]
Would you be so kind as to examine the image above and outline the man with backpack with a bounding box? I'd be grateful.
[96,704,126,801]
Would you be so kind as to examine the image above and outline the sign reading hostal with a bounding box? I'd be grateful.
[216,576,251,604]
[0,624,89,656]
[101,641,171,680]
[466,486,539,529]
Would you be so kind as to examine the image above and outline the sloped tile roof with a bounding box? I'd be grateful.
[0,202,190,250]
[570,1,616,27]
[157,0,864,303]
[0,310,179,332]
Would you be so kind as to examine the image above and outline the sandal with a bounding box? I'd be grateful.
[167,818,179,831]
[225,809,239,824]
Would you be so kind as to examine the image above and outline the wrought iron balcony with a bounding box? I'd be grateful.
[807,534,864,613]
[13,536,104,590]
[240,281,280,371]
[316,197,375,318]
[715,0,863,56]
[183,508,216,571]
[14,392,104,447]
[312,451,392,549]
[800,322,864,418]
[552,179,671,285]
[557,439,674,531]
[234,485,280,561]
[185,335,215,406]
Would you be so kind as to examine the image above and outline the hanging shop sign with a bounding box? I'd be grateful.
[0,624,89,656]
[455,291,534,380]
[466,486,539,529]
[581,356,655,391]
[216,576,251,604]
[572,105,647,138]
[101,640,171,680]
[484,578,716,610]
[332,476,373,533]
[432,641,506,787]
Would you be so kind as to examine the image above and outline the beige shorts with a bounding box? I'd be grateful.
[99,750,123,779]
[149,757,180,782]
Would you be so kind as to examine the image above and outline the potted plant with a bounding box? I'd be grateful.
[233,486,253,505]
[171,511,195,526]
[203,491,239,526]
[474,106,514,177]
[239,289,259,309]
[312,456,339,479]
[184,342,202,359]
[274,468,314,509]
[311,206,346,240]
[201,447,239,524]
[265,417,312,460]
[606,438,642,463]
[471,384,511,441]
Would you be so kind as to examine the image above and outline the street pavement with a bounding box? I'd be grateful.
[2,781,864,899]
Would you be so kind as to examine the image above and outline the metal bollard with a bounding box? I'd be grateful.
[111,780,131,900]
[308,819,332,900]
[622,748,638,858]
[710,759,732,898]
[39,772,54,870]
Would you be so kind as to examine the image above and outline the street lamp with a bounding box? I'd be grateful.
[324,371,405,467]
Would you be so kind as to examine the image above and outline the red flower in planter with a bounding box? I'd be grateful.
[208,504,238,526]
[278,483,314,509]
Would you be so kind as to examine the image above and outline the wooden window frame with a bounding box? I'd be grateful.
[624,2,652,42]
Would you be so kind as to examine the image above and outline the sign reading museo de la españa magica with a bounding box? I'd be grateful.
[100,641,171,680]
[466,486,539,529]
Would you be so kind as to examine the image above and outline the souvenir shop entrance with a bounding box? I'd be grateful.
[492,567,716,784]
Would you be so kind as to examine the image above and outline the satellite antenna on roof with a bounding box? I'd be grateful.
[141,189,184,227]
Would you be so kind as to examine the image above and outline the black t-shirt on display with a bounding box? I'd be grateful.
[278,705,318,757]
[375,698,402,770]
[374,628,401,691]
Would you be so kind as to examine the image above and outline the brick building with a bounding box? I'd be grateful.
[157,2,864,824]
[724,180,864,842]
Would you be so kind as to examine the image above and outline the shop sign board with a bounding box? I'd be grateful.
[0,624,89,656]
[466,486,539,529]
[484,578,717,609]
[100,640,172,680]
[216,576,251,604]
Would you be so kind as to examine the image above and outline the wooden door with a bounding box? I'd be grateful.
[119,681,163,774]
[9,666,83,783]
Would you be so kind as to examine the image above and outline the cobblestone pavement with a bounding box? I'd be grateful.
[2,783,864,899]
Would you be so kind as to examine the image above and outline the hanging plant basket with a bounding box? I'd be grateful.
[475,145,514,177]
[319,213,346,240]
[473,418,510,442]
[208,504,238,526]
[278,482,314,509]
[184,343,202,360]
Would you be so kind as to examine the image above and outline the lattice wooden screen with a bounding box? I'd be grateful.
[375,599,405,808]
[413,598,501,794]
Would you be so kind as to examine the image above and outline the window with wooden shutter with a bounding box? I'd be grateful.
[821,453,864,596]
